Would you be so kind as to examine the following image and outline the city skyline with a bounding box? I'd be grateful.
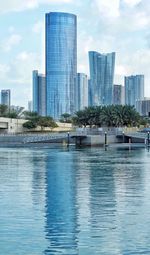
[0,0,149,107]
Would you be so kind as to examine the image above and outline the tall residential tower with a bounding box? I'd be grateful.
[1,89,11,108]
[76,73,88,111]
[33,70,46,116]
[113,84,124,105]
[125,75,144,110]
[89,51,115,106]
[46,12,77,119]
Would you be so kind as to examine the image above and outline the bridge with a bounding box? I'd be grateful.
[23,133,67,143]
[22,131,150,145]
[22,132,87,144]
[125,132,148,139]
[117,131,150,144]
[0,130,149,145]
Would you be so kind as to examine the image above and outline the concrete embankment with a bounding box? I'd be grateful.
[0,135,26,143]
[79,134,119,146]
[0,133,118,146]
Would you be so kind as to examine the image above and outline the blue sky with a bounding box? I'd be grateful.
[0,0,149,107]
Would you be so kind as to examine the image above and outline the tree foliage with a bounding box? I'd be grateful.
[23,114,58,131]
[0,104,24,118]
[22,111,40,121]
[0,104,8,116]
[72,105,141,127]
[23,120,37,129]
[37,117,58,130]
[60,113,72,123]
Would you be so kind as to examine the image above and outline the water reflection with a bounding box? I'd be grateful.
[1,147,150,254]
[44,149,78,254]
[44,147,150,254]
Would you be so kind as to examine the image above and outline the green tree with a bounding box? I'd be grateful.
[0,104,8,117]
[72,110,88,127]
[72,105,141,128]
[60,113,72,123]
[23,121,37,129]
[22,111,40,120]
[37,117,58,131]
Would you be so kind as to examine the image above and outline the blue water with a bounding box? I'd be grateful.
[0,145,150,254]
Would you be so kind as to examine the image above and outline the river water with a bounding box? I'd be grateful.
[0,145,150,254]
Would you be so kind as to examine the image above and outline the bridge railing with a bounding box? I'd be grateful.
[125,132,148,139]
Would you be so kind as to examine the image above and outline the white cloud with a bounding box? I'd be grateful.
[0,51,41,107]
[0,63,10,79]
[123,0,142,7]
[115,65,129,76]
[1,34,22,52]
[8,26,15,33]
[32,21,44,34]
[0,0,73,13]
[94,0,120,18]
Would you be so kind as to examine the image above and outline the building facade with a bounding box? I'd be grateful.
[136,98,150,116]
[46,12,77,119]
[88,79,92,107]
[89,51,115,106]
[1,89,11,108]
[76,73,88,111]
[28,101,33,112]
[113,84,124,105]
[33,70,46,116]
[125,75,144,110]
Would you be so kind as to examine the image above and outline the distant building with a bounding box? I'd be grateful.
[33,70,46,116]
[28,101,32,112]
[136,98,150,116]
[76,73,88,111]
[46,12,77,119]
[125,75,144,110]
[1,89,11,108]
[88,79,92,107]
[113,85,124,105]
[89,51,115,106]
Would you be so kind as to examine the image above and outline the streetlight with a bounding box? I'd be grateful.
[104,132,107,146]
[147,131,149,146]
[67,132,70,147]
[123,131,125,143]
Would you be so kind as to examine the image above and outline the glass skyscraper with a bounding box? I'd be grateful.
[113,84,124,105]
[76,73,88,111]
[33,70,46,116]
[46,12,77,119]
[89,51,115,106]
[125,75,144,109]
[1,89,11,108]
[136,97,150,116]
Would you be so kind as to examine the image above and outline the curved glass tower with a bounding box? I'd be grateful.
[46,12,77,119]
[89,51,115,106]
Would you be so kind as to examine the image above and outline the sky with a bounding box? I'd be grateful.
[0,0,149,108]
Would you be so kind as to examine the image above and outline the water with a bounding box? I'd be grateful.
[0,145,150,255]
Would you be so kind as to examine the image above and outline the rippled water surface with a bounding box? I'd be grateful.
[0,145,150,254]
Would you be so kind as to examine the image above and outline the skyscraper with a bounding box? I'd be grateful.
[46,12,77,119]
[28,101,33,112]
[76,73,88,111]
[1,89,11,108]
[113,84,124,105]
[125,75,144,110]
[33,70,46,116]
[136,98,150,116]
[88,79,92,107]
[89,51,115,106]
